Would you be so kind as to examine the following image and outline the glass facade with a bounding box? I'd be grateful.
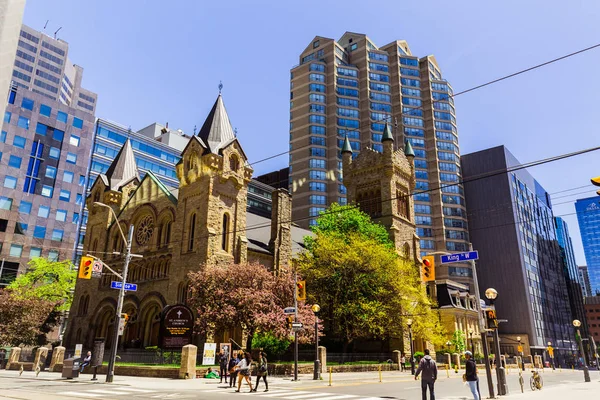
[575,197,600,295]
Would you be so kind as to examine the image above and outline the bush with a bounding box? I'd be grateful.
[252,332,291,358]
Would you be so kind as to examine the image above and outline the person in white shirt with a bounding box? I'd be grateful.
[235,352,253,393]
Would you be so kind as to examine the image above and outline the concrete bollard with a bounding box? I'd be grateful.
[392,350,401,371]
[318,346,327,374]
[34,347,49,371]
[452,353,461,370]
[445,353,451,369]
[527,355,533,368]
[179,344,197,379]
[49,346,65,372]
[6,347,21,370]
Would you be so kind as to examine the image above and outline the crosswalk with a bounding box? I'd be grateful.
[58,387,158,398]
[199,386,386,400]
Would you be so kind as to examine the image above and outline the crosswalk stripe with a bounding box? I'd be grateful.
[116,387,156,393]
[259,390,301,397]
[57,392,103,398]
[309,396,357,400]
[87,389,133,395]
[283,394,337,399]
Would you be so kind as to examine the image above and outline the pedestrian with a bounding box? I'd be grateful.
[464,351,480,400]
[400,354,406,372]
[414,349,437,400]
[252,351,269,392]
[235,352,253,393]
[228,351,240,388]
[218,349,228,384]
[80,351,92,372]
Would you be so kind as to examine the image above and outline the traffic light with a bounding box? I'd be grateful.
[485,309,498,329]
[286,315,294,329]
[421,256,435,282]
[592,176,600,195]
[78,256,93,279]
[296,280,306,302]
[121,313,129,328]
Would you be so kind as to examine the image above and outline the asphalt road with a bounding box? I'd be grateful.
[0,368,597,400]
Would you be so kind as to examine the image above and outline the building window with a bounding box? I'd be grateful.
[40,104,52,117]
[73,212,79,224]
[21,97,34,110]
[36,122,48,136]
[188,213,196,251]
[4,112,11,124]
[14,222,27,235]
[59,190,70,202]
[48,250,59,261]
[76,193,83,205]
[229,154,239,171]
[63,171,74,183]
[8,155,22,169]
[0,197,12,211]
[66,152,77,164]
[10,244,23,258]
[56,209,67,222]
[309,195,327,205]
[19,201,32,214]
[57,111,67,123]
[45,166,57,179]
[3,176,17,189]
[0,131,6,143]
[222,214,229,252]
[29,247,42,259]
[69,135,80,146]
[49,147,60,159]
[38,205,50,218]
[17,116,30,130]
[51,229,64,242]
[73,117,83,129]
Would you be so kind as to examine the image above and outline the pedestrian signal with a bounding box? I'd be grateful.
[485,309,498,329]
[592,176,600,195]
[421,256,435,282]
[286,315,294,329]
[296,280,306,302]
[78,256,93,279]
[121,313,129,328]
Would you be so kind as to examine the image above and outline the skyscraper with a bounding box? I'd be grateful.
[289,32,470,286]
[0,0,26,120]
[578,265,593,297]
[575,196,600,295]
[462,146,575,358]
[10,24,97,114]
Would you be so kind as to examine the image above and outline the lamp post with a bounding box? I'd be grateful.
[573,319,591,382]
[469,330,475,354]
[486,288,507,396]
[517,336,525,371]
[407,319,415,375]
[547,341,555,370]
[93,202,139,383]
[312,304,320,380]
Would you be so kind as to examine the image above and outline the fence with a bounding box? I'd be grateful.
[278,351,394,364]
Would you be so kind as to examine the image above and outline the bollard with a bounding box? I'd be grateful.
[329,367,332,386]
[378,364,382,383]
[446,364,450,378]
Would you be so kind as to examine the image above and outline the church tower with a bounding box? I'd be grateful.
[342,123,420,261]
[175,92,253,267]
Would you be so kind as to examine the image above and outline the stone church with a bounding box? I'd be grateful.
[65,94,309,349]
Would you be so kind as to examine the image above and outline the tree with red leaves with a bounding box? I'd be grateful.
[187,262,321,350]
[0,289,56,346]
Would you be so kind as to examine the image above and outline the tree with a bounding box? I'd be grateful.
[187,262,320,350]
[450,330,466,353]
[7,257,76,312]
[297,204,445,351]
[0,290,56,346]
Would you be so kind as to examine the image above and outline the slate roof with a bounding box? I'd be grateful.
[103,139,140,190]
[197,94,236,154]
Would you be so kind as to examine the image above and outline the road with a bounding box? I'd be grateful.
[0,368,598,400]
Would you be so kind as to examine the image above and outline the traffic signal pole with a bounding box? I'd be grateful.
[293,268,298,381]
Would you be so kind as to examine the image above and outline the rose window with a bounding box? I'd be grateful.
[136,215,154,245]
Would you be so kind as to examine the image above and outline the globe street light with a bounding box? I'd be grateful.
[485,288,507,395]
[407,319,415,375]
[312,304,321,380]
[573,319,591,382]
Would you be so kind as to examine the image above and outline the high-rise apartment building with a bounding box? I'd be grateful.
[575,196,600,295]
[462,146,575,359]
[579,265,593,297]
[0,0,26,120]
[555,216,588,339]
[289,32,470,286]
[11,24,97,114]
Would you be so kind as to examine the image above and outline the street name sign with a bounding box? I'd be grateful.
[284,307,296,314]
[110,281,137,291]
[440,251,479,264]
[292,322,303,330]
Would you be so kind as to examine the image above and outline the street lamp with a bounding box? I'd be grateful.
[573,319,591,382]
[517,336,525,371]
[469,330,475,354]
[407,318,415,375]
[311,304,320,380]
[486,288,507,396]
[93,202,138,383]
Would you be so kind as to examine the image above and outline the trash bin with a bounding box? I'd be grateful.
[62,358,81,379]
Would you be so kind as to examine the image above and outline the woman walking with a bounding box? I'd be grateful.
[252,351,269,392]
[228,351,240,388]
[235,352,253,393]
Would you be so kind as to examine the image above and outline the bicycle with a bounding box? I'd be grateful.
[530,369,543,390]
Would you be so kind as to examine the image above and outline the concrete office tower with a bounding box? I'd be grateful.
[578,265,593,297]
[462,146,575,359]
[11,24,97,114]
[0,0,26,121]
[290,32,470,285]
[575,197,600,295]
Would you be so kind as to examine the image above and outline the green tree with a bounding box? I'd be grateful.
[298,204,445,351]
[7,257,76,312]
[450,330,466,353]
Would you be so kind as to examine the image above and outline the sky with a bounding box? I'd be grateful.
[22,0,600,264]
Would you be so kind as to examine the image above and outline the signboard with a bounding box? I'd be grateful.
[284,307,296,314]
[74,344,83,358]
[440,251,479,264]
[92,261,103,278]
[220,343,231,363]
[159,304,194,349]
[292,322,303,330]
[110,281,137,291]
[92,338,105,367]
[203,343,217,365]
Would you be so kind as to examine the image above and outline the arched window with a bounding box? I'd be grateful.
[188,214,196,251]
[222,214,229,252]
[92,238,98,252]
[78,296,86,315]
[177,282,189,304]
[76,328,82,343]
[159,221,171,247]
[229,154,239,171]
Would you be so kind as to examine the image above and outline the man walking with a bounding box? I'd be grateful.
[464,351,480,400]
[414,349,437,400]
[218,349,229,384]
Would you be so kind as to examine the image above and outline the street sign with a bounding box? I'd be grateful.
[292,322,303,328]
[91,261,103,278]
[110,281,137,291]
[440,251,479,264]
[160,304,194,349]
[284,307,296,314]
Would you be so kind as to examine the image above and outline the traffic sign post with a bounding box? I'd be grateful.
[91,260,103,278]
[440,251,479,264]
[110,281,137,291]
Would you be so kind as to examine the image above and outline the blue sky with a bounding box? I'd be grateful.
[22,0,600,263]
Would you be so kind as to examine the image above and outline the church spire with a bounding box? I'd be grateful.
[197,93,236,153]
[382,122,394,142]
[341,134,353,154]
[104,139,140,191]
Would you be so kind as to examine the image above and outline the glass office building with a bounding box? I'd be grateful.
[575,196,600,295]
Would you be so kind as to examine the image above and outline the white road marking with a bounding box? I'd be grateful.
[57,392,104,398]
[283,393,333,399]
[308,396,357,400]
[117,387,156,393]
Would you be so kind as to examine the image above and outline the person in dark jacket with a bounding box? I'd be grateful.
[228,351,240,388]
[414,349,437,400]
[218,349,229,384]
[464,351,480,400]
[252,351,268,392]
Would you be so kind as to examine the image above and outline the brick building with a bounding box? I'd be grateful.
[585,296,600,344]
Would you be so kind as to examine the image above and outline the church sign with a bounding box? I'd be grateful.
[160,304,194,349]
